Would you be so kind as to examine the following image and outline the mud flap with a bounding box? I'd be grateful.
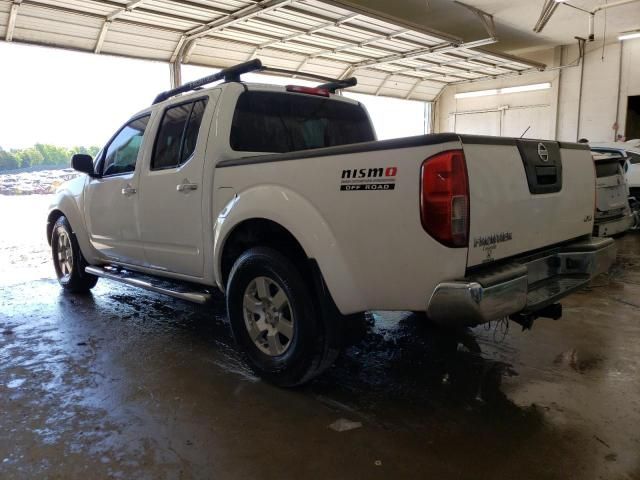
[307,259,368,353]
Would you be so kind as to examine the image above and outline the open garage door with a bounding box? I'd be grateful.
[0,0,546,102]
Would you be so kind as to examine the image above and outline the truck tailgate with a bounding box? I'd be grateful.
[462,138,595,267]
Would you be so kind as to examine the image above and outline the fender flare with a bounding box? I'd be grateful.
[47,188,100,265]
[213,185,362,313]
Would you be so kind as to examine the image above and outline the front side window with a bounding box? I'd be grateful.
[152,99,208,170]
[102,115,150,176]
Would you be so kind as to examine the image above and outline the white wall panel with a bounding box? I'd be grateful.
[502,106,552,139]
[454,111,501,136]
[437,39,640,143]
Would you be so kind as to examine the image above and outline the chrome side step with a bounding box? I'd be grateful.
[85,265,212,304]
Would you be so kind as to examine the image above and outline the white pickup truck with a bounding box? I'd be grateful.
[47,60,616,386]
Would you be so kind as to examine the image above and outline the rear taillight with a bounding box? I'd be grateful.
[420,149,469,247]
[285,85,330,97]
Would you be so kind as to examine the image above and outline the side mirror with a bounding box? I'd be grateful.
[71,154,96,176]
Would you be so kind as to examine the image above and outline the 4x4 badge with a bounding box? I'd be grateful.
[537,143,549,162]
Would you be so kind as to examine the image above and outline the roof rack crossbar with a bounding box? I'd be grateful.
[317,77,358,93]
[260,66,358,93]
[152,59,263,105]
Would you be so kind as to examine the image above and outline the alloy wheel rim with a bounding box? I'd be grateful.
[56,230,73,280]
[242,276,295,356]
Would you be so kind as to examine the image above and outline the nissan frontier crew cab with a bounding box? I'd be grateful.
[47,60,616,386]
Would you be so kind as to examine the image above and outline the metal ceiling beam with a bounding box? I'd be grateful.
[213,22,413,61]
[184,0,294,40]
[95,0,148,53]
[405,78,423,99]
[438,53,523,72]
[375,73,393,95]
[170,35,187,63]
[284,4,447,53]
[533,0,559,34]
[351,37,495,69]
[448,66,543,85]
[318,0,461,44]
[20,0,185,34]
[206,24,498,82]
[251,11,358,57]
[453,1,497,40]
[86,0,227,23]
[94,21,110,53]
[5,0,22,42]
[178,0,294,64]
[376,59,514,79]
[216,21,416,61]
[372,67,472,83]
[260,37,500,80]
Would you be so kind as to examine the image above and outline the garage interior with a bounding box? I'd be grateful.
[1,0,640,479]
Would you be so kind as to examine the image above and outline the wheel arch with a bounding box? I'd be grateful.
[213,186,363,314]
[46,192,99,265]
[219,218,311,289]
[46,209,65,245]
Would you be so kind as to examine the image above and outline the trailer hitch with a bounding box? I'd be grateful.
[510,303,562,330]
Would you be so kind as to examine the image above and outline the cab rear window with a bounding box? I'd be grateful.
[230,91,375,153]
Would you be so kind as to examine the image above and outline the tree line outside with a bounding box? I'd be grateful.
[0,144,100,171]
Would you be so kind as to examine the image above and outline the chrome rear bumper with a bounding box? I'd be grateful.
[593,213,633,237]
[426,237,616,327]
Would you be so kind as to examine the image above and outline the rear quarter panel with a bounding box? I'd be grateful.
[213,139,468,314]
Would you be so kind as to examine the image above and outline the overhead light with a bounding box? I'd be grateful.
[619,31,640,41]
[501,83,552,94]
[454,82,551,99]
[553,0,567,2]
[454,89,498,99]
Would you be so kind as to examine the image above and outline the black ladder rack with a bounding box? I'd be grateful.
[152,59,358,105]
[152,59,263,105]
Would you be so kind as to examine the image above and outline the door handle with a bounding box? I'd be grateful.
[177,182,198,192]
[121,185,137,196]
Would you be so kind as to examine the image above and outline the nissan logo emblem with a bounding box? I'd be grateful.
[537,143,549,162]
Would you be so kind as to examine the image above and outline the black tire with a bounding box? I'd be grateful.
[51,216,98,293]
[226,247,332,387]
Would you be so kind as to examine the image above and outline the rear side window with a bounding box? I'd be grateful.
[152,99,208,170]
[230,91,375,153]
[627,152,640,164]
[102,115,150,176]
[595,161,621,178]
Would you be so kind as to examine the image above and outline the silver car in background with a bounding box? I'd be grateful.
[589,148,635,237]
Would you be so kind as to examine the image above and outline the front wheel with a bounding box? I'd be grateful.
[51,216,98,293]
[226,247,332,387]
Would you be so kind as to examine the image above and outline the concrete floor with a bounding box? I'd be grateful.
[1,226,639,479]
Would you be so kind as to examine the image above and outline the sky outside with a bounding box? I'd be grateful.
[0,42,429,150]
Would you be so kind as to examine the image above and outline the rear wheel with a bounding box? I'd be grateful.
[51,216,98,293]
[226,247,334,387]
